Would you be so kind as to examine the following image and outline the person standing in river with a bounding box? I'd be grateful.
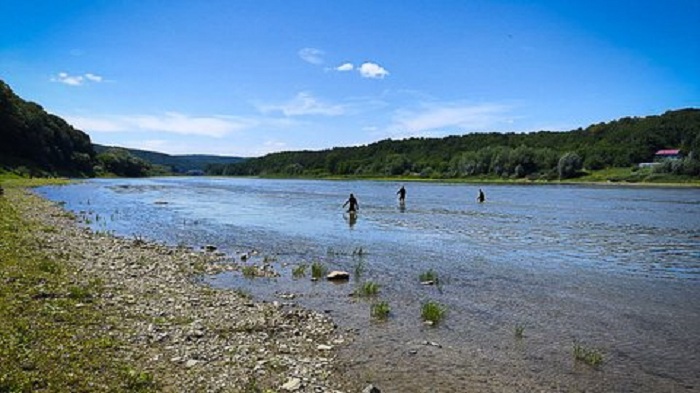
[343,193,359,213]
[477,188,485,203]
[397,185,406,204]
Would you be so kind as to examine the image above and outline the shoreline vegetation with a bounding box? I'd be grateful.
[0,180,358,393]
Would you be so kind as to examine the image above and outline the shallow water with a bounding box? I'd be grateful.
[37,178,700,392]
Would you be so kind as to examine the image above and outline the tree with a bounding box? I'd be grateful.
[558,152,583,180]
[96,148,151,177]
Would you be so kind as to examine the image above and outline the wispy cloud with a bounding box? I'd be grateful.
[358,62,389,79]
[65,112,255,137]
[258,92,346,117]
[298,47,325,65]
[51,72,104,86]
[388,102,514,136]
[84,73,103,82]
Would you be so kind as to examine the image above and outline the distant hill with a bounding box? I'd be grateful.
[0,80,95,176]
[93,144,245,174]
[0,79,245,177]
[208,108,700,180]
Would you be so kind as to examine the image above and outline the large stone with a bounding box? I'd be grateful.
[281,377,302,391]
[363,384,381,393]
[326,270,350,281]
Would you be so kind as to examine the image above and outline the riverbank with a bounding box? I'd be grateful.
[0,184,359,392]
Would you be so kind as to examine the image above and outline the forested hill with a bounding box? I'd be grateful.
[0,79,244,177]
[0,80,95,176]
[93,144,245,174]
[208,109,700,180]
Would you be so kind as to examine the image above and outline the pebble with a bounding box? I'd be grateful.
[15,189,356,393]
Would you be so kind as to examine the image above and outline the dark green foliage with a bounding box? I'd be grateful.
[96,148,152,177]
[0,80,96,176]
[558,152,583,179]
[208,109,700,180]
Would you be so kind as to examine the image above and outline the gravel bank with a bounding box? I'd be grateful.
[12,187,358,393]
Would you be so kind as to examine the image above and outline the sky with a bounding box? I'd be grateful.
[1,0,699,157]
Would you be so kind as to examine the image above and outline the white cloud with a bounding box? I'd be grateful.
[52,72,104,86]
[389,102,513,136]
[298,47,325,65]
[65,112,254,137]
[52,72,83,86]
[258,92,346,117]
[335,62,354,71]
[358,62,389,79]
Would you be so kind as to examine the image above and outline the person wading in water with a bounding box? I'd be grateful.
[397,185,406,204]
[343,193,359,213]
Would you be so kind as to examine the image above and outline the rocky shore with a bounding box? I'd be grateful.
[11,187,360,393]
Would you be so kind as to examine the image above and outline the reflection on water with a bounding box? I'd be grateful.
[37,178,700,392]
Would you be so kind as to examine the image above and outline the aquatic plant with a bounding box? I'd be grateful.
[353,258,366,280]
[419,269,439,283]
[263,255,277,263]
[292,264,307,278]
[371,301,391,320]
[573,343,604,367]
[421,301,447,325]
[356,281,380,297]
[311,261,327,279]
[241,265,258,278]
[352,247,365,257]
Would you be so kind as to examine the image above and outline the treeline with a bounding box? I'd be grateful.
[208,109,700,179]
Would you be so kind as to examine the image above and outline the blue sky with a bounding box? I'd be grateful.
[1,0,698,157]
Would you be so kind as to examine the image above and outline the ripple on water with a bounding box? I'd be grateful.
[36,178,700,392]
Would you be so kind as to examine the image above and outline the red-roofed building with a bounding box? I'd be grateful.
[654,149,682,160]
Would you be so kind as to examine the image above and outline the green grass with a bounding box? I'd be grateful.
[353,258,366,280]
[573,343,604,367]
[419,269,439,283]
[241,265,258,278]
[370,301,391,320]
[421,301,447,325]
[311,261,327,279]
[0,183,158,392]
[292,263,307,278]
[355,281,380,297]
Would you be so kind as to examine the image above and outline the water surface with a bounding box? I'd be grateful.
[38,178,700,392]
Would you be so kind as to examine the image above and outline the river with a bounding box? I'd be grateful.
[37,177,700,392]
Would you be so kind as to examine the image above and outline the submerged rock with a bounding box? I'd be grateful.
[326,270,350,281]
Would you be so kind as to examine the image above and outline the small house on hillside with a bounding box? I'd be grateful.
[654,149,682,161]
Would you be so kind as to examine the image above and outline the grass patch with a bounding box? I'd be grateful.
[370,301,391,320]
[353,258,366,281]
[311,261,327,280]
[292,263,307,278]
[421,301,447,325]
[0,184,159,392]
[241,265,258,278]
[355,281,380,297]
[514,324,525,339]
[419,268,439,283]
[573,343,604,367]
